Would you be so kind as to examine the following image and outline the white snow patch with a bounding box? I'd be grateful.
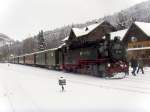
[110,29,128,40]
[135,21,150,37]
[102,29,128,41]
[61,36,69,42]
[72,21,103,38]
[0,63,150,112]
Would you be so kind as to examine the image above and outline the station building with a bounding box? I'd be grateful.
[111,21,150,65]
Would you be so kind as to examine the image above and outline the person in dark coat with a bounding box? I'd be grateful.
[130,57,138,76]
[137,57,144,74]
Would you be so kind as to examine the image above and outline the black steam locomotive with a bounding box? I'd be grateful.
[63,34,128,77]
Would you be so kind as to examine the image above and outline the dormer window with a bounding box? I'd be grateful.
[131,36,137,42]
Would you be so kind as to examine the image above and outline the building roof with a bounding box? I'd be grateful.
[17,43,66,57]
[72,21,104,38]
[34,44,66,54]
[110,29,128,40]
[102,29,128,41]
[134,21,150,37]
[61,36,69,42]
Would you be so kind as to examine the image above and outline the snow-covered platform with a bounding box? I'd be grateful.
[0,63,150,112]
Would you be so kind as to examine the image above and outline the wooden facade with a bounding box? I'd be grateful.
[128,48,150,65]
[123,23,149,43]
[123,22,150,64]
[128,40,150,48]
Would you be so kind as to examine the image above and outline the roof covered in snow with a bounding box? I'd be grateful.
[102,29,128,41]
[72,21,104,38]
[134,21,150,37]
[34,44,66,54]
[110,29,128,40]
[61,36,69,42]
[18,43,66,57]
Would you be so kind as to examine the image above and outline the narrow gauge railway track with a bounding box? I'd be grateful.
[104,76,150,85]
[67,79,150,95]
[9,64,150,83]
[123,77,150,84]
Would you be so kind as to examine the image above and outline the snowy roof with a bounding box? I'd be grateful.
[21,52,36,57]
[102,29,128,41]
[72,21,104,38]
[110,29,128,40]
[48,43,66,51]
[127,47,150,51]
[135,21,150,36]
[17,43,66,57]
[61,36,69,42]
[57,43,66,48]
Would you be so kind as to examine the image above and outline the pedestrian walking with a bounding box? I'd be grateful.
[130,57,138,76]
[137,57,144,74]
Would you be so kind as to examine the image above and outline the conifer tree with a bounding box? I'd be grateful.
[37,30,47,51]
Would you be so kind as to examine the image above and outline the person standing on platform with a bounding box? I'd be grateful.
[137,57,144,74]
[130,57,138,76]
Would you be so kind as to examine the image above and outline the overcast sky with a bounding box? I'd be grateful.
[0,0,147,41]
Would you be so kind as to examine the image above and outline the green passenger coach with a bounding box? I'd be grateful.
[35,51,46,66]
[46,48,62,69]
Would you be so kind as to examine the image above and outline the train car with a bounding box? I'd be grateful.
[34,46,63,69]
[45,48,63,70]
[14,57,19,64]
[35,50,46,66]
[24,53,35,65]
[9,57,15,63]
[18,56,25,64]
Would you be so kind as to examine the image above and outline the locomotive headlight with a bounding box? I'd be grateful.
[107,63,111,67]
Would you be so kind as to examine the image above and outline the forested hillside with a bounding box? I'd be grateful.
[1,0,150,60]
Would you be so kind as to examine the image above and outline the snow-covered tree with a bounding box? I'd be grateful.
[37,30,47,51]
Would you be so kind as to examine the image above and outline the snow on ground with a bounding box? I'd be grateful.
[0,63,150,112]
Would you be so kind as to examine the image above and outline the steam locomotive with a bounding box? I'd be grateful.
[9,34,129,78]
[62,33,129,77]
